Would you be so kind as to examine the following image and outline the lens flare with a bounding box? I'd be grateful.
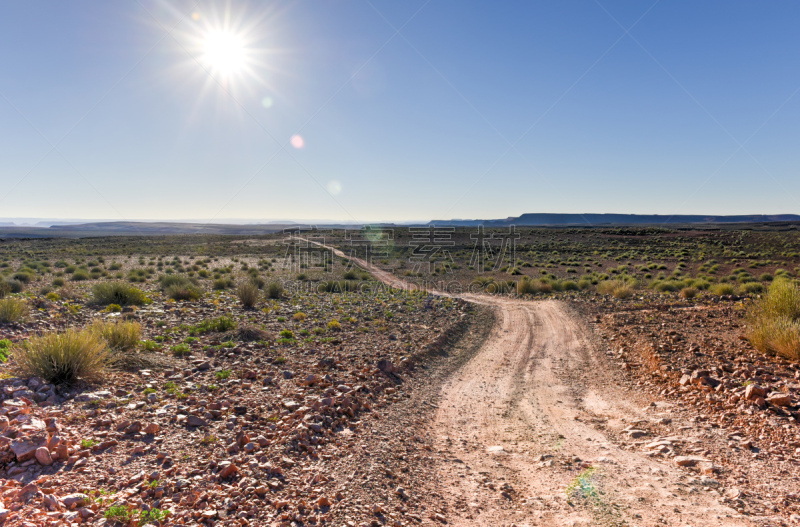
[290,135,305,149]
[327,180,342,195]
[261,96,273,108]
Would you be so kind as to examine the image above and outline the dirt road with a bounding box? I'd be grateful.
[322,245,751,526]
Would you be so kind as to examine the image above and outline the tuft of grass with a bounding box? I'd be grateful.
[188,316,236,335]
[0,339,11,362]
[0,297,29,323]
[215,369,231,380]
[236,281,260,308]
[81,438,100,449]
[91,282,147,306]
[170,343,191,357]
[15,329,108,384]
[104,505,134,524]
[266,282,283,299]
[598,278,636,299]
[91,319,142,350]
[160,275,202,301]
[747,278,800,360]
[711,283,736,296]
[680,287,698,300]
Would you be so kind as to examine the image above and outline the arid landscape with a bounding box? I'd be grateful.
[4,2,800,526]
[0,226,798,526]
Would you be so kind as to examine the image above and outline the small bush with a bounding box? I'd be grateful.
[5,279,24,293]
[680,287,698,299]
[189,316,236,335]
[598,278,636,298]
[52,278,65,287]
[747,279,800,360]
[0,281,10,298]
[213,278,234,290]
[165,284,202,301]
[91,319,141,350]
[171,343,191,356]
[0,297,29,323]
[236,281,260,308]
[327,319,341,331]
[0,339,11,362]
[711,283,736,296]
[15,329,108,384]
[12,271,33,284]
[740,282,764,294]
[71,269,90,281]
[293,312,306,321]
[266,282,283,299]
[91,282,147,306]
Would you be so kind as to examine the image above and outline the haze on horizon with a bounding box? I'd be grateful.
[1,1,799,224]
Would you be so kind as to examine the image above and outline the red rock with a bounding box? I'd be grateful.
[35,447,52,466]
[219,461,238,479]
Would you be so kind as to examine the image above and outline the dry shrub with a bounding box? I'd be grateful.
[517,277,539,295]
[597,279,635,299]
[233,325,272,342]
[91,319,141,350]
[236,281,260,308]
[15,329,108,384]
[91,282,147,306]
[747,279,800,361]
[711,283,736,296]
[680,287,698,299]
[266,282,283,299]
[0,297,29,323]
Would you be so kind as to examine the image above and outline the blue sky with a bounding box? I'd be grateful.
[1,0,799,222]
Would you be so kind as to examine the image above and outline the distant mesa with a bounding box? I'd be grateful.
[430,213,800,227]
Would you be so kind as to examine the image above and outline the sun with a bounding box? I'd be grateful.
[201,30,246,77]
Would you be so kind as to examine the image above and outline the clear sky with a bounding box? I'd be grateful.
[1,1,799,223]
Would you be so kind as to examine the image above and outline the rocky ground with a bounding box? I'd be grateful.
[0,287,473,526]
[582,293,800,525]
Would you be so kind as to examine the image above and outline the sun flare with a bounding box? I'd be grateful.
[202,30,246,76]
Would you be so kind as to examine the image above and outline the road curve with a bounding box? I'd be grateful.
[318,243,751,526]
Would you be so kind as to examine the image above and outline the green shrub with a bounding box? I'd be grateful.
[236,281,260,308]
[91,282,147,306]
[12,272,33,284]
[740,282,764,294]
[747,279,800,360]
[562,280,579,291]
[711,283,736,296]
[71,269,90,281]
[0,281,10,298]
[0,339,11,362]
[91,319,141,350]
[327,319,341,331]
[0,297,28,323]
[266,282,283,299]
[52,277,65,287]
[680,287,698,299]
[165,283,202,301]
[170,343,191,356]
[189,316,236,335]
[212,278,234,290]
[15,329,108,384]
[5,279,24,293]
[598,278,637,298]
